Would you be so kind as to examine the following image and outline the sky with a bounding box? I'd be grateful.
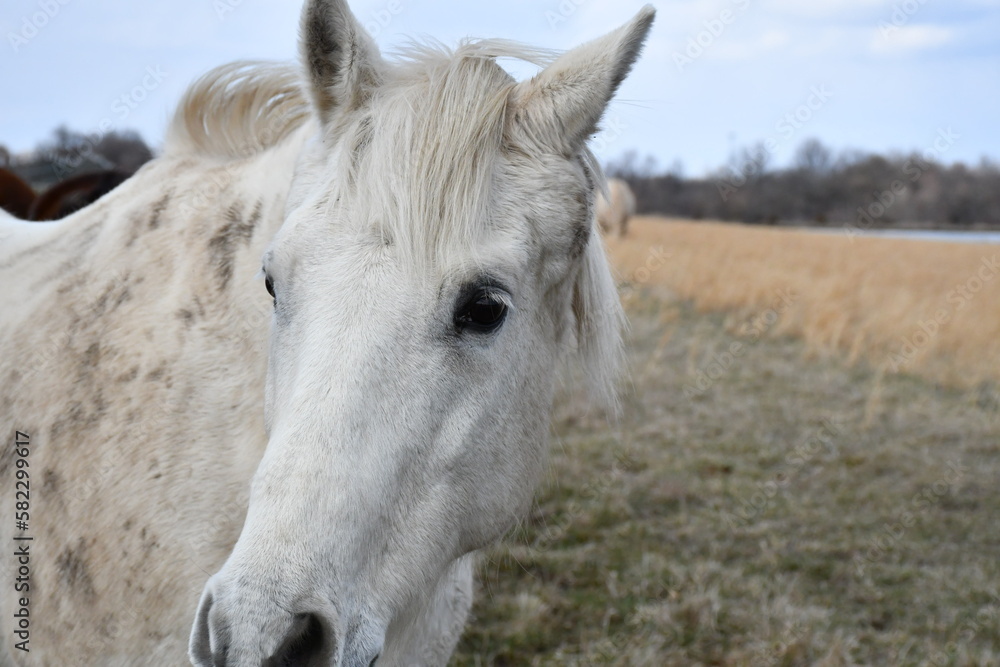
[2,0,999,177]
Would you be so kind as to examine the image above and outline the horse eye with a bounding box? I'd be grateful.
[264,274,276,301]
[456,289,508,333]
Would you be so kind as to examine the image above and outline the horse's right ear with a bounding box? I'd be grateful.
[508,5,655,156]
[300,0,383,127]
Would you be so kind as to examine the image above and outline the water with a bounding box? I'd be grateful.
[807,228,1000,245]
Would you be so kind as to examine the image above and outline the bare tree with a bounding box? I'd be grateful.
[611,138,1000,229]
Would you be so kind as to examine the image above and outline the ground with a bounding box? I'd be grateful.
[452,218,1000,666]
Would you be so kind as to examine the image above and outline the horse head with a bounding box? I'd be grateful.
[189,2,653,664]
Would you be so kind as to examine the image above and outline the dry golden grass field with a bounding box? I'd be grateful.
[611,217,1000,389]
[452,218,1000,666]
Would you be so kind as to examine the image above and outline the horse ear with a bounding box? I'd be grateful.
[508,6,655,155]
[300,0,384,126]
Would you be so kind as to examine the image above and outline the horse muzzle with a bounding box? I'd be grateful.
[188,573,383,667]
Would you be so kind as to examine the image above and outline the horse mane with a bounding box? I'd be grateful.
[164,61,311,159]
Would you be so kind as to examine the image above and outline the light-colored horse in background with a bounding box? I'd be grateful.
[597,177,637,237]
[0,1,654,665]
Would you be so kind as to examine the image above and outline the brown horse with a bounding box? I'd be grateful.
[29,170,130,220]
[0,168,36,218]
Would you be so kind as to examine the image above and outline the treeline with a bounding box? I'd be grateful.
[2,126,153,189]
[609,139,1000,229]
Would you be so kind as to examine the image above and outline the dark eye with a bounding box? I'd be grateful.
[264,274,276,302]
[455,288,509,333]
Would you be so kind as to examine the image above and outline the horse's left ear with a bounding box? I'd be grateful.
[300,0,384,126]
[508,5,655,155]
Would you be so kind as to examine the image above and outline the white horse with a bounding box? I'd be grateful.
[0,1,653,665]
[596,177,637,237]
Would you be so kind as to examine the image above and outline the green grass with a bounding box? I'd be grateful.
[452,288,1000,666]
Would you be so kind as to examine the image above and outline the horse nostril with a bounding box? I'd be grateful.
[369,655,379,667]
[189,586,223,667]
[269,612,331,667]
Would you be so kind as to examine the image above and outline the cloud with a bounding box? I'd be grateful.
[711,29,790,60]
[762,0,885,19]
[871,24,954,54]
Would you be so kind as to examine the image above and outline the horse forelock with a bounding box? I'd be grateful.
[342,45,519,262]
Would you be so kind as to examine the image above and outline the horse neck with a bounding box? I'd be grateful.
[152,125,312,347]
[1,124,310,384]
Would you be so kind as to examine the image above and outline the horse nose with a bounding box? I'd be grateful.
[267,612,331,666]
[188,577,338,666]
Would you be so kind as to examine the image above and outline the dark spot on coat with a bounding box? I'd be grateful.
[208,202,261,290]
[57,540,96,599]
[49,255,85,293]
[149,193,171,229]
[83,342,101,366]
[42,469,60,494]
[49,401,86,441]
[0,447,14,484]
[97,613,120,639]
[48,397,105,443]
[92,389,108,419]
[123,192,171,246]
[117,366,139,383]
[93,278,132,316]
[124,213,145,248]
[146,365,166,382]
